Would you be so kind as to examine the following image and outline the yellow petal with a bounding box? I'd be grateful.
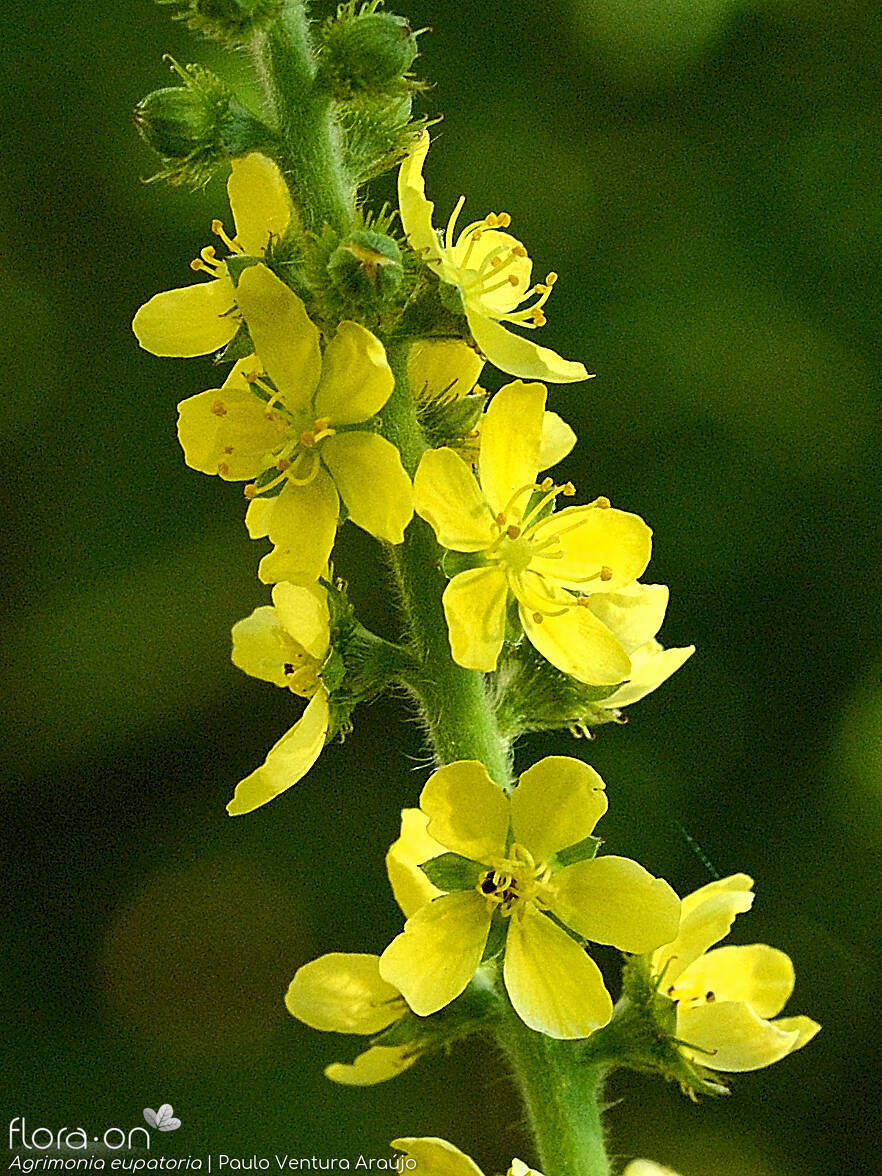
[386,809,445,918]
[467,310,589,384]
[176,376,288,481]
[391,1138,484,1176]
[235,264,321,412]
[325,1045,417,1086]
[397,130,445,266]
[257,470,340,583]
[538,411,577,470]
[231,605,293,688]
[133,275,238,357]
[652,875,755,985]
[227,153,293,256]
[602,642,694,709]
[456,230,533,315]
[420,760,510,862]
[313,321,395,425]
[519,594,631,685]
[622,1163,681,1176]
[509,756,608,861]
[443,566,509,672]
[414,448,495,551]
[478,381,547,521]
[321,432,413,544]
[587,583,670,656]
[676,1000,815,1072]
[529,506,652,593]
[504,905,613,1038]
[408,339,484,402]
[245,496,272,538]
[772,1015,821,1050]
[379,892,491,1016]
[551,855,680,953]
[674,944,794,1018]
[509,1161,543,1176]
[285,952,403,1034]
[271,581,330,661]
[226,689,329,815]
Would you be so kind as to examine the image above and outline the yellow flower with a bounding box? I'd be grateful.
[379,756,680,1039]
[399,131,589,384]
[651,875,820,1071]
[413,380,652,683]
[226,580,332,815]
[133,153,293,357]
[407,338,485,404]
[392,1139,542,1176]
[623,1164,682,1176]
[587,582,695,713]
[177,263,413,582]
[285,952,416,1086]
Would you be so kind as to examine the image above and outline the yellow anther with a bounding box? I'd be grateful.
[546,271,558,285]
[244,370,259,384]
[210,399,227,416]
[577,596,591,607]
[512,245,528,258]
[539,477,554,492]
[497,212,512,227]
[189,258,205,272]
[532,612,544,624]
[592,495,611,509]
[495,512,506,526]
[300,431,316,448]
[600,566,613,581]
[562,482,576,496]
[490,257,502,269]
[211,219,224,235]
[217,461,229,476]
[506,525,521,540]
[314,417,331,431]
[507,274,520,286]
[276,458,291,472]
[243,483,258,500]
[223,445,234,454]
[532,309,547,326]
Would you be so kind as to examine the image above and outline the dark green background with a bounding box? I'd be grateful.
[2,1,879,1173]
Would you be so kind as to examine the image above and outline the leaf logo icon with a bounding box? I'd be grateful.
[143,1105,181,1132]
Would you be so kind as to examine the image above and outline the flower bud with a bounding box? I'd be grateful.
[159,0,283,42]
[319,8,419,97]
[327,230,404,301]
[134,82,221,161]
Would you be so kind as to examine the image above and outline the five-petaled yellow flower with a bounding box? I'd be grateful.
[392,1138,541,1176]
[286,952,416,1086]
[133,153,293,357]
[226,580,332,816]
[413,380,652,683]
[399,131,589,384]
[177,263,413,582]
[379,756,680,1039]
[651,874,820,1071]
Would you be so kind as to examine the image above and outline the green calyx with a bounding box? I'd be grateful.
[157,0,284,42]
[491,642,621,740]
[318,3,419,98]
[327,229,404,304]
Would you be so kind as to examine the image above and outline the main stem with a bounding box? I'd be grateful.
[255,7,611,1173]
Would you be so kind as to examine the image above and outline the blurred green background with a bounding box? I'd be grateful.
[2,1,880,1173]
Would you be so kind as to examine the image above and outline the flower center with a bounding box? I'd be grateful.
[188,218,244,279]
[240,371,338,501]
[279,642,322,698]
[475,843,552,918]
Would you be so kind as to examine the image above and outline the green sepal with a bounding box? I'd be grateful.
[320,648,347,696]
[157,0,284,44]
[419,392,486,450]
[480,916,507,963]
[551,834,602,870]
[215,328,254,364]
[419,852,484,892]
[317,4,419,98]
[225,253,262,285]
[441,549,484,579]
[439,280,467,317]
[327,230,404,307]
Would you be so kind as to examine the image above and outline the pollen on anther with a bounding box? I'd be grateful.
[506,525,521,539]
[243,483,258,500]
[495,513,506,526]
[217,461,229,476]
[562,482,576,496]
[593,495,611,509]
[507,274,520,286]
[210,399,227,416]
[276,458,291,472]
[513,245,528,258]
[532,612,544,624]
[539,477,554,492]
[300,431,316,447]
[545,272,558,285]
[211,218,225,235]
[224,445,234,454]
[706,991,716,1003]
[600,566,613,581]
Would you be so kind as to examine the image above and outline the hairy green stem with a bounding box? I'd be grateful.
[253,0,354,233]
[498,1009,611,1176]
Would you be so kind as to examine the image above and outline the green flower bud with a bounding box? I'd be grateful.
[157,0,283,42]
[134,81,223,161]
[327,230,404,301]
[319,7,419,97]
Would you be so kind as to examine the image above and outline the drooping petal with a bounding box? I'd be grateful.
[467,309,589,384]
[397,130,446,268]
[652,875,755,985]
[391,1137,485,1176]
[133,275,238,357]
[420,760,510,862]
[443,566,509,671]
[408,339,484,402]
[313,321,395,425]
[509,756,608,862]
[245,496,273,538]
[602,642,695,709]
[674,944,795,1018]
[321,431,413,544]
[538,411,577,470]
[551,855,680,953]
[386,809,445,918]
[676,1000,815,1072]
[227,153,293,256]
[226,689,329,815]
[176,372,288,481]
[414,448,495,551]
[231,605,293,688]
[285,952,403,1034]
[478,381,546,521]
[379,892,491,1016]
[519,594,631,685]
[271,581,330,661]
[529,506,652,593]
[456,230,533,315]
[771,1016,821,1050]
[235,264,322,412]
[504,906,613,1039]
[325,1045,417,1086]
[256,469,340,584]
[587,583,670,656]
